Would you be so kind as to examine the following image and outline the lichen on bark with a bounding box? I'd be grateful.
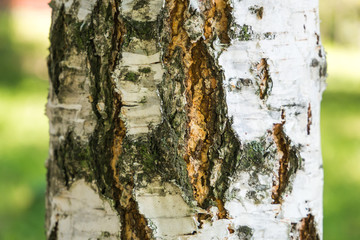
[160,0,244,212]
[47,0,325,238]
[47,0,153,238]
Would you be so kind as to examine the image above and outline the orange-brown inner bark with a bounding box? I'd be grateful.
[109,1,152,238]
[166,0,232,207]
[272,123,290,204]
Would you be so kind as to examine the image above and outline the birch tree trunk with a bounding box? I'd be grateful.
[46,0,327,239]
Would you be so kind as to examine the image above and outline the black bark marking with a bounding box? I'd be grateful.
[311,59,319,67]
[48,221,58,240]
[237,226,253,240]
[54,131,93,187]
[307,103,312,135]
[48,6,66,96]
[256,58,272,100]
[249,5,264,19]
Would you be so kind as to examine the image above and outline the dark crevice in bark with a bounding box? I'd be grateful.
[272,123,289,204]
[196,212,212,229]
[120,194,153,239]
[48,221,58,240]
[87,39,104,121]
[111,2,153,239]
[212,122,241,200]
[45,0,154,238]
[272,123,301,204]
[256,58,272,100]
[272,123,290,204]
[203,0,232,44]
[157,0,196,206]
[160,0,241,214]
[307,103,312,135]
[184,38,220,207]
[54,131,93,187]
[110,0,125,71]
[85,1,153,239]
[47,5,66,96]
[86,0,113,196]
[291,214,320,240]
[123,19,157,43]
[133,0,149,10]
[299,214,320,240]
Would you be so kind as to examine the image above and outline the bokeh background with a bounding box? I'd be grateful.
[0,0,359,239]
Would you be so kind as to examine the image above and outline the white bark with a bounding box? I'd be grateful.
[113,52,164,136]
[48,180,121,239]
[217,0,325,239]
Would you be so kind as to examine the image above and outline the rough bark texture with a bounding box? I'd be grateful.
[46,0,326,239]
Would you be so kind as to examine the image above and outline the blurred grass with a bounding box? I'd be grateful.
[319,0,360,47]
[0,10,48,239]
[321,45,360,240]
[0,3,359,240]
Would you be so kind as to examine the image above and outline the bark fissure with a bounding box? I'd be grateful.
[272,123,290,204]
[299,214,320,240]
[256,58,272,100]
[67,0,153,238]
[48,5,66,96]
[307,103,312,135]
[48,220,58,240]
[110,0,125,71]
[271,122,301,204]
[203,0,232,44]
[164,0,239,210]
[107,1,153,238]
[184,39,218,206]
[291,214,320,240]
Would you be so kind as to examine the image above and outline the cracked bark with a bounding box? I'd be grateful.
[46,0,326,239]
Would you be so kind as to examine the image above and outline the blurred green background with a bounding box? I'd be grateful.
[0,0,359,239]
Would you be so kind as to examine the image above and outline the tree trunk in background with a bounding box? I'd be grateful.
[46,0,326,239]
